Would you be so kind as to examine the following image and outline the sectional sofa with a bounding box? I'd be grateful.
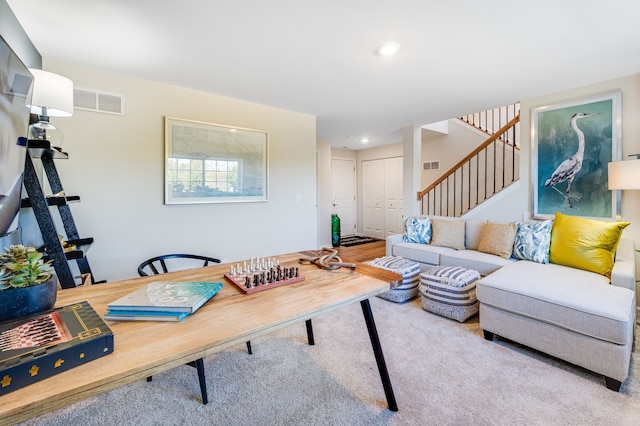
[385,213,637,391]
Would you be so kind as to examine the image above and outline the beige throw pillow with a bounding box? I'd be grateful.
[477,221,517,258]
[430,218,466,250]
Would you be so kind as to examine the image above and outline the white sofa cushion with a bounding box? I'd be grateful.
[477,261,635,345]
[440,250,512,276]
[392,242,454,266]
[465,219,488,250]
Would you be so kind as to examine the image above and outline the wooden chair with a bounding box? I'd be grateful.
[137,253,223,404]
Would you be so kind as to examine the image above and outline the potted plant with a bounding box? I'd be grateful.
[0,245,57,322]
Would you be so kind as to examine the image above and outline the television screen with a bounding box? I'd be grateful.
[0,34,33,237]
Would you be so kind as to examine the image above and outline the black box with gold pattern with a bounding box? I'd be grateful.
[0,301,114,395]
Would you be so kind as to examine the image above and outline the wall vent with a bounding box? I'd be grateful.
[74,88,125,115]
[423,161,440,171]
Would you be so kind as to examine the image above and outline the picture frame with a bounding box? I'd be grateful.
[531,92,621,220]
[164,117,268,204]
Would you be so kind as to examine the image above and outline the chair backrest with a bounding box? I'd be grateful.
[137,254,221,277]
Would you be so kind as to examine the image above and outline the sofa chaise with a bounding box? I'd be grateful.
[385,213,637,390]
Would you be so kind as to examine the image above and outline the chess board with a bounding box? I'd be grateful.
[224,273,304,294]
[224,257,304,294]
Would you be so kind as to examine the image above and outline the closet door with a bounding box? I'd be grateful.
[361,159,385,239]
[384,157,404,236]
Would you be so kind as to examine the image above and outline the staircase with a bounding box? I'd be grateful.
[417,103,520,217]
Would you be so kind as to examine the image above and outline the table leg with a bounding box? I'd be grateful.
[306,319,315,345]
[360,299,398,412]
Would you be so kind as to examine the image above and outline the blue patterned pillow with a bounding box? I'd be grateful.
[402,216,432,244]
[512,220,553,263]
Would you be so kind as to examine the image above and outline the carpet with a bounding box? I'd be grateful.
[19,297,640,426]
[340,235,381,247]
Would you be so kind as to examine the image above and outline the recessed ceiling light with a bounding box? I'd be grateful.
[362,138,370,143]
[376,42,399,56]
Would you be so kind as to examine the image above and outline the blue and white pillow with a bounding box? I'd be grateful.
[402,216,432,244]
[511,220,553,264]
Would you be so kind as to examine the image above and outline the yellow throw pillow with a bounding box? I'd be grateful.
[477,221,517,259]
[549,212,630,277]
[430,218,466,250]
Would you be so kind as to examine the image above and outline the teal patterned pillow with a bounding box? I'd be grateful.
[512,220,553,263]
[402,216,432,244]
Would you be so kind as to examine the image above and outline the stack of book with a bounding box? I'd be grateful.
[105,281,223,322]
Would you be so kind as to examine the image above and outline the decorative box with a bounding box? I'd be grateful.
[0,301,114,395]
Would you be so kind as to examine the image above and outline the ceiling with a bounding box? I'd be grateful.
[7,0,640,150]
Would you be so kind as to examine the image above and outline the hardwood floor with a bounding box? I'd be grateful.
[336,240,385,262]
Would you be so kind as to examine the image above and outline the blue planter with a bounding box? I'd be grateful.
[0,277,58,323]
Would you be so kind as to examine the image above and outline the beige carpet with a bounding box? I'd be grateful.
[19,297,639,425]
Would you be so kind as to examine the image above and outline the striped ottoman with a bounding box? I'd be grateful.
[420,266,480,322]
[368,256,420,303]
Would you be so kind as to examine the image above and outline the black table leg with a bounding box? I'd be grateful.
[360,299,398,412]
[306,319,315,345]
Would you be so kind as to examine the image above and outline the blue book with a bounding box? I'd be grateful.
[107,282,223,313]
[104,310,190,322]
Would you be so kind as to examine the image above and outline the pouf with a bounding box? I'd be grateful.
[420,266,480,322]
[368,256,420,303]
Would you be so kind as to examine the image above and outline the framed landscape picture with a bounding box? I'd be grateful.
[531,92,621,220]
[164,117,268,204]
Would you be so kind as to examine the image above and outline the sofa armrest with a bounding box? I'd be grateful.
[386,234,404,257]
[611,238,636,294]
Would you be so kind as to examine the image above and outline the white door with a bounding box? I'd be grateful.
[331,158,356,237]
[384,157,404,236]
[361,159,385,240]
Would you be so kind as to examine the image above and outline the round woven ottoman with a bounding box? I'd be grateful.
[368,256,420,303]
[419,265,480,322]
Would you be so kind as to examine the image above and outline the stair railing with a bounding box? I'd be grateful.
[417,113,520,217]
[459,103,520,146]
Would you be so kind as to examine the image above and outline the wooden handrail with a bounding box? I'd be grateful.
[417,112,520,200]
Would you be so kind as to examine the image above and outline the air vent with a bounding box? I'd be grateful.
[423,161,440,171]
[74,88,125,115]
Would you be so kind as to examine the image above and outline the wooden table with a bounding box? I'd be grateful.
[0,251,401,425]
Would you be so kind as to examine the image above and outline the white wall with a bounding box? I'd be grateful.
[519,74,640,269]
[316,141,332,247]
[464,72,640,285]
[32,60,317,282]
[519,74,640,228]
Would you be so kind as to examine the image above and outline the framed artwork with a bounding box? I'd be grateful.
[531,92,621,220]
[164,117,268,204]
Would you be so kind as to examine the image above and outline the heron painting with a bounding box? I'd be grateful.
[532,92,621,220]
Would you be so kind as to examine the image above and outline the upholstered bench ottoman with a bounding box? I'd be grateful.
[420,266,481,322]
[369,256,420,303]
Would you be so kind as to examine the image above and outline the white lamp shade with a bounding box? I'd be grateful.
[608,160,640,190]
[27,69,73,117]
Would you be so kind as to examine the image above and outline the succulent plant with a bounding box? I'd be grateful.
[0,245,53,290]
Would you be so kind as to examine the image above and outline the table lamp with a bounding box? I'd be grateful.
[608,156,640,222]
[608,157,640,190]
[26,69,73,148]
